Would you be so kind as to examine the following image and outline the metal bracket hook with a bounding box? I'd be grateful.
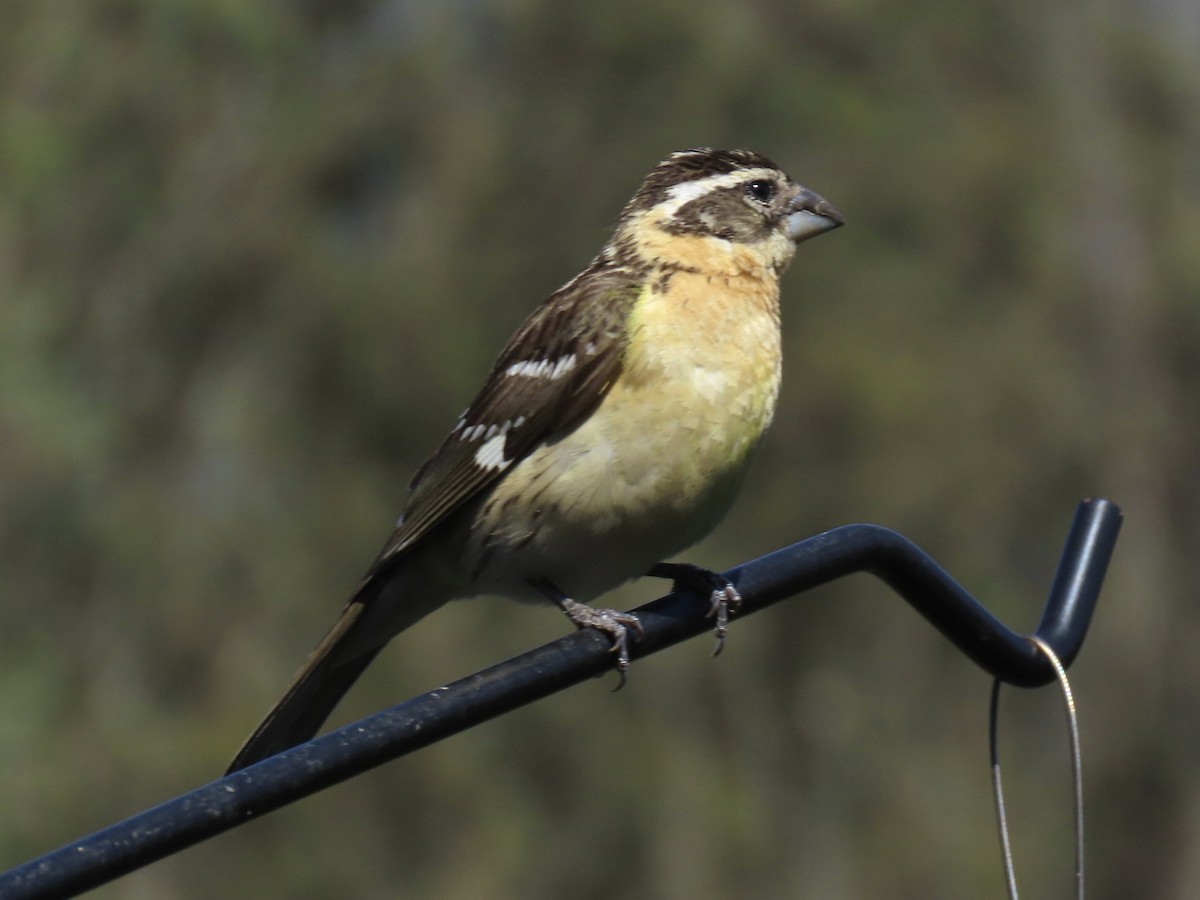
[0,498,1122,898]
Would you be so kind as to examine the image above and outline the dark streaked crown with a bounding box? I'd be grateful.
[624,148,782,214]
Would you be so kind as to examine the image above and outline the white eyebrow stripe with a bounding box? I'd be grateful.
[655,168,780,221]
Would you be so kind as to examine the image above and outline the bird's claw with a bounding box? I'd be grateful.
[557,598,643,688]
[706,582,743,657]
[648,562,741,656]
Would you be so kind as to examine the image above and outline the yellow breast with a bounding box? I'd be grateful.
[504,266,778,575]
[466,234,786,601]
[621,261,781,484]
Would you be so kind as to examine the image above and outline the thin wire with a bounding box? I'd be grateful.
[989,638,1085,900]
[989,678,1019,899]
[1032,636,1085,900]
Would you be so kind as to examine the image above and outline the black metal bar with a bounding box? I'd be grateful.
[0,498,1121,899]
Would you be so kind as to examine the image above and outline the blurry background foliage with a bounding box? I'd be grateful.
[2,0,1198,897]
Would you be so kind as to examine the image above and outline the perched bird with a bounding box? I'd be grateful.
[227,148,843,773]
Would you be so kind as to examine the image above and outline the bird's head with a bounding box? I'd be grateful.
[615,148,844,276]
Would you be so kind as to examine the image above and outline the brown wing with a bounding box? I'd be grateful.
[360,264,644,581]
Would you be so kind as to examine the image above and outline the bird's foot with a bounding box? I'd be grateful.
[557,598,644,688]
[648,562,742,656]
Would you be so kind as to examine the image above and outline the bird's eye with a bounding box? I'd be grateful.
[745,179,776,203]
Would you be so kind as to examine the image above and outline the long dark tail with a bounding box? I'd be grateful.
[226,599,384,774]
[226,561,450,774]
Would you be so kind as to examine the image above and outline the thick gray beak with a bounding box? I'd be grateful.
[784,187,845,242]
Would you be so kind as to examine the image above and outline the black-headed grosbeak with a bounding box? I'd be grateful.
[228,149,843,772]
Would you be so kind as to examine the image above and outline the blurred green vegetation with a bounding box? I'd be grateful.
[2,0,1198,897]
